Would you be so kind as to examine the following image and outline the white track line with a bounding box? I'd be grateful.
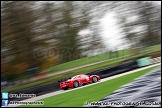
[6,63,161,107]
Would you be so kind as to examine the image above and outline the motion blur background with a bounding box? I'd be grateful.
[1,1,161,89]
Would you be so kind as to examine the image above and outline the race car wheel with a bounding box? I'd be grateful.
[73,81,79,88]
[92,76,98,83]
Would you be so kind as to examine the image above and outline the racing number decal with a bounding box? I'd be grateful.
[80,80,82,85]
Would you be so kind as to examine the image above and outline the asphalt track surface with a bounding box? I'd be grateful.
[6,63,161,107]
[7,54,131,88]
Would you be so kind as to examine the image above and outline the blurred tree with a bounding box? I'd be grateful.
[1,1,42,80]
[53,1,92,63]
[1,63,14,76]
[137,1,161,47]
[75,1,113,57]
[115,1,161,48]
[30,2,62,69]
[31,1,97,64]
[40,56,59,69]
[14,63,29,74]
[1,1,37,65]
[1,1,108,78]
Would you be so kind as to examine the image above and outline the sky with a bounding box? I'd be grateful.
[79,1,161,52]
[34,1,161,53]
[78,10,130,51]
[100,12,128,50]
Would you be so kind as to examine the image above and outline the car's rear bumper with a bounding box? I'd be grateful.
[61,85,68,89]
[60,82,71,89]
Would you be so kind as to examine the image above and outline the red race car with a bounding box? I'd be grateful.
[58,74,100,90]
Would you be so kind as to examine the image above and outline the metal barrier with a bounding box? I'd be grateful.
[8,56,161,101]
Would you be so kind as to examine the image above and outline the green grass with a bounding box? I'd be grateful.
[19,65,160,107]
[1,46,161,93]
[44,44,161,73]
[1,58,120,93]
[44,49,129,72]
[1,45,161,92]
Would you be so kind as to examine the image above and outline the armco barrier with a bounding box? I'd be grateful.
[9,82,60,101]
[8,60,138,101]
[86,60,139,79]
[9,57,159,101]
[136,57,152,67]
[8,60,139,101]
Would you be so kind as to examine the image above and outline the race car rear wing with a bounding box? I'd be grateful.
[58,77,71,83]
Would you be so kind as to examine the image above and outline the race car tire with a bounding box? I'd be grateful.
[73,81,79,88]
[92,76,98,83]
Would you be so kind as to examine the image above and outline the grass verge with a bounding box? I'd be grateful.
[1,49,161,93]
[19,65,160,107]
[44,44,161,73]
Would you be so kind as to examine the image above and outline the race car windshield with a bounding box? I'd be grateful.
[80,74,88,78]
[71,76,77,79]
